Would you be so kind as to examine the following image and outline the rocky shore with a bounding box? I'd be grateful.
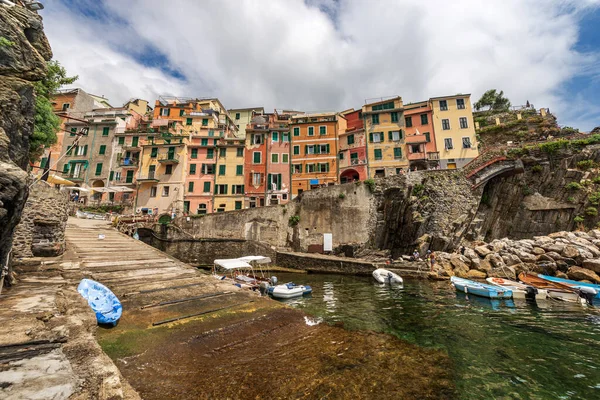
[427,230,600,283]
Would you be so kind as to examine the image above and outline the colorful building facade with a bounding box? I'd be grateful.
[214,137,246,212]
[290,112,346,197]
[244,114,269,208]
[136,134,188,216]
[265,111,293,206]
[430,94,478,169]
[229,107,264,139]
[338,109,368,183]
[404,101,439,170]
[362,97,407,177]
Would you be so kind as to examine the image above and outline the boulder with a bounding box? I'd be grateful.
[588,230,600,239]
[489,240,506,252]
[531,247,545,255]
[502,253,522,267]
[555,271,569,279]
[567,266,600,283]
[541,243,565,254]
[467,269,487,279]
[582,259,600,274]
[561,245,580,259]
[486,253,506,269]
[548,231,569,239]
[450,256,470,278]
[537,254,555,262]
[574,231,593,241]
[515,250,536,263]
[476,257,492,273]
[464,248,478,261]
[475,245,492,257]
[555,259,569,273]
[543,252,564,261]
[488,266,516,280]
[533,261,557,275]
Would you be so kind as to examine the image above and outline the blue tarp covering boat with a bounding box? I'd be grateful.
[77,279,122,326]
[537,274,600,300]
[451,276,513,299]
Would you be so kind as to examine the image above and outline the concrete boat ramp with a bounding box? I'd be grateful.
[1,217,454,399]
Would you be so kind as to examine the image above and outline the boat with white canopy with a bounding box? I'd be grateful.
[212,258,261,289]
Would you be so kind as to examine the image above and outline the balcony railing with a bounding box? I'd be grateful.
[158,154,180,163]
[351,158,366,166]
[407,152,426,161]
[427,152,440,160]
[118,158,139,167]
[405,134,428,144]
[110,178,135,185]
[137,173,159,181]
[62,172,84,181]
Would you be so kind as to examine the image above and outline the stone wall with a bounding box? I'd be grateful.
[137,228,276,266]
[12,181,69,258]
[164,172,481,256]
[472,147,600,240]
[0,6,52,281]
[276,251,377,275]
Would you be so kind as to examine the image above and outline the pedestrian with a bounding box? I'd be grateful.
[460,246,465,255]
[428,251,436,271]
[412,249,420,261]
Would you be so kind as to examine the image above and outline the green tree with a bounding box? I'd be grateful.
[474,89,511,112]
[30,60,78,162]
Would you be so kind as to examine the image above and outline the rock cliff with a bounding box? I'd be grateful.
[0,6,52,284]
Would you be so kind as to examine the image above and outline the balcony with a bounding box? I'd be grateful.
[427,152,440,161]
[158,154,180,163]
[405,134,428,144]
[122,144,142,151]
[110,178,136,186]
[137,173,159,182]
[407,152,426,161]
[118,157,139,167]
[61,172,84,181]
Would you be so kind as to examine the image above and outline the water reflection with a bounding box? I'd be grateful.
[273,273,600,399]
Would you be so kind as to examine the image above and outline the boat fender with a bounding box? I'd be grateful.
[464,286,468,294]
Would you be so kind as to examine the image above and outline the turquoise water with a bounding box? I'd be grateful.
[274,273,600,399]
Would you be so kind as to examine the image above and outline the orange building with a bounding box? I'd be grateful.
[404,101,440,170]
[289,112,347,197]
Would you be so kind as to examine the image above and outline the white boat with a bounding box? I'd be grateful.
[372,268,403,285]
[270,282,313,299]
[212,258,260,289]
[486,277,548,301]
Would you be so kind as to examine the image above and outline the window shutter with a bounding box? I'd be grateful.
[83,145,88,155]
[267,174,272,188]
[63,164,69,173]
[388,131,393,141]
[277,174,282,190]
[305,145,308,154]
[166,108,171,116]
[214,185,218,194]
[400,129,404,139]
[67,146,73,156]
[224,185,228,195]
[109,171,114,181]
[369,133,373,142]
[326,144,330,154]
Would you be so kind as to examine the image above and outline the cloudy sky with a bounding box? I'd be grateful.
[41,0,600,130]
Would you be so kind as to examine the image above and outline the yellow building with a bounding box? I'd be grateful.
[362,97,407,177]
[213,136,246,212]
[228,107,264,139]
[430,94,478,169]
[135,134,188,217]
[123,98,152,117]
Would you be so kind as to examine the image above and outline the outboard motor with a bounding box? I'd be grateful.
[524,286,538,300]
[271,276,278,285]
[578,287,596,305]
[259,281,270,296]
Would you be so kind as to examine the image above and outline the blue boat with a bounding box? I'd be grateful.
[538,274,600,301]
[451,276,513,299]
[77,279,122,326]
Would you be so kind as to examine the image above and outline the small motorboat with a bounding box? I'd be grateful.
[77,279,122,326]
[537,274,599,303]
[373,268,403,285]
[486,277,548,301]
[269,282,312,299]
[518,272,583,303]
[451,276,513,299]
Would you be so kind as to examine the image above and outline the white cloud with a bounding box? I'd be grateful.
[41,0,600,129]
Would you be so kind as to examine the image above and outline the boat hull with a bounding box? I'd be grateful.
[271,283,311,299]
[373,269,403,285]
[486,277,548,301]
[518,272,582,303]
[451,277,512,299]
[77,279,122,326]
[538,274,600,301]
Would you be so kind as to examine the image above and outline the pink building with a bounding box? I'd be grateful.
[265,111,293,205]
[338,109,368,182]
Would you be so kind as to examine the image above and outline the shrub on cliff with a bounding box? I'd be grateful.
[31,60,78,162]
[585,207,598,217]
[577,160,596,170]
[565,182,583,191]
